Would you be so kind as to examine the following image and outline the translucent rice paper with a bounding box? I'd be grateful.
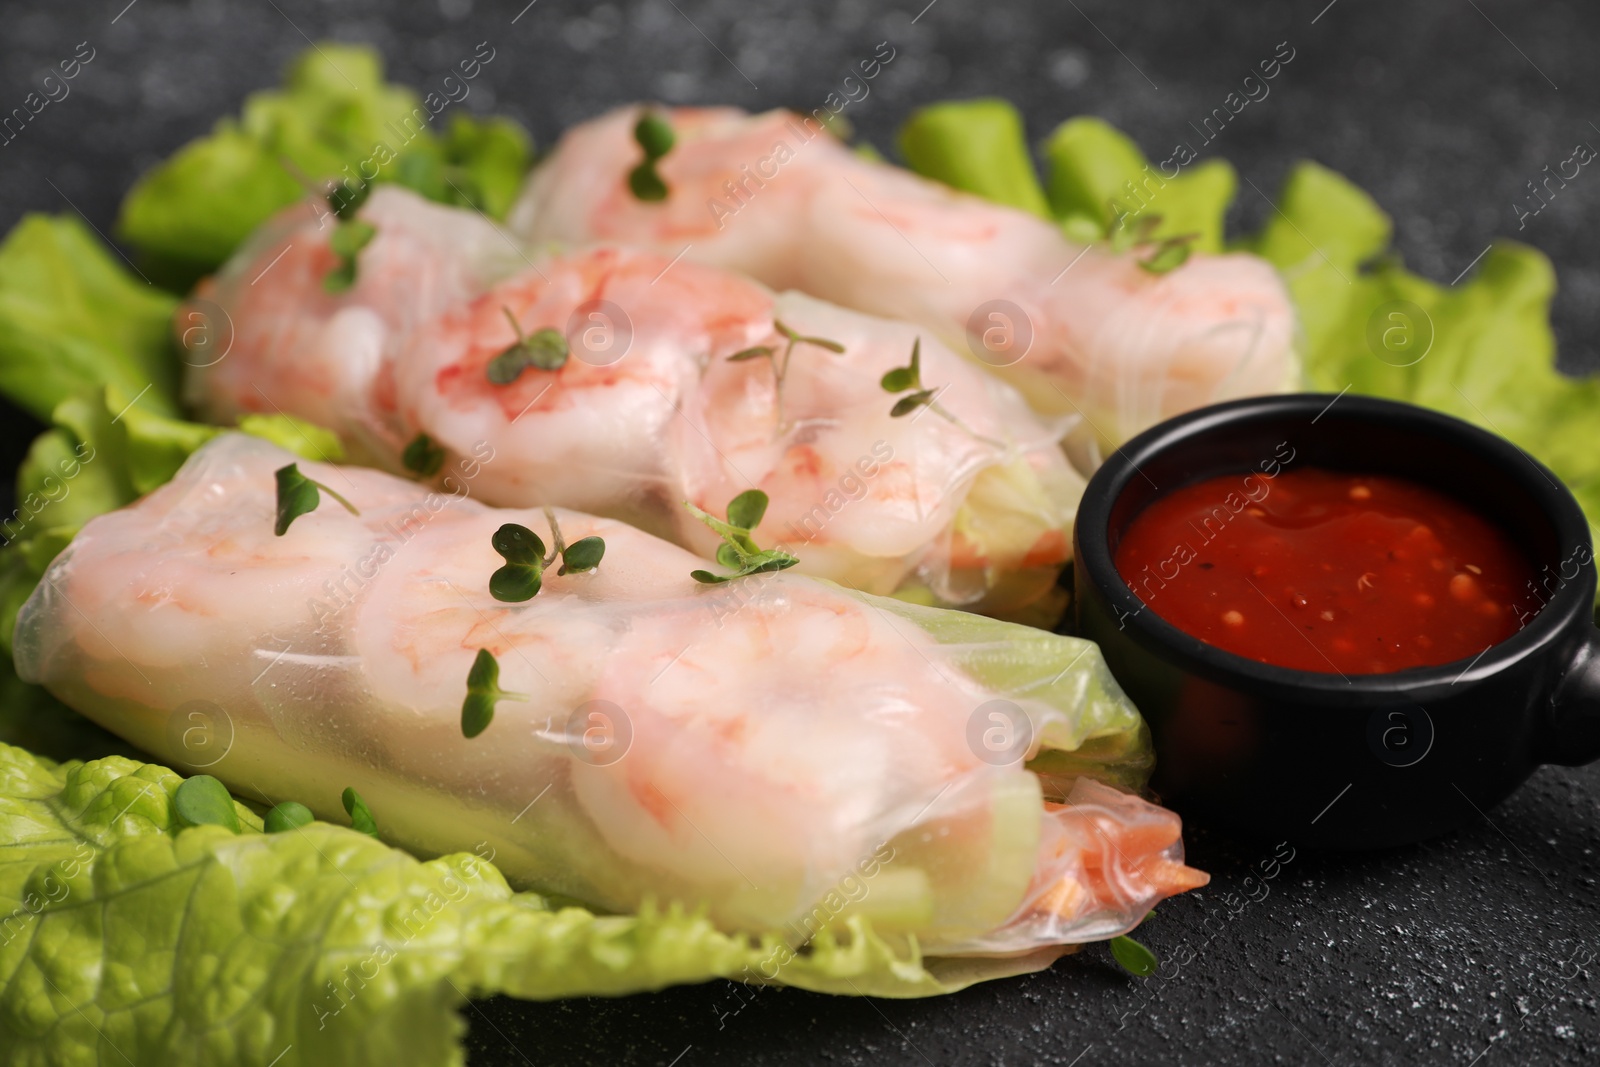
[185,188,1085,613]
[509,105,1299,459]
[15,435,1204,959]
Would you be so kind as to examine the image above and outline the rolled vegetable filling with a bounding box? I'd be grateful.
[14,434,1204,962]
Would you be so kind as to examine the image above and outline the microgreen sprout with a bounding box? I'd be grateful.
[1106,210,1196,274]
[1109,933,1158,977]
[264,800,315,833]
[327,178,371,221]
[274,463,360,536]
[486,306,569,384]
[341,787,380,837]
[401,432,447,477]
[461,648,528,739]
[323,218,377,294]
[488,508,606,602]
[880,339,1004,447]
[628,111,675,201]
[1107,210,1161,253]
[1137,234,1197,274]
[172,775,240,833]
[685,489,799,584]
[727,319,845,430]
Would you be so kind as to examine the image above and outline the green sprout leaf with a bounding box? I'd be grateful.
[1109,211,1163,254]
[489,521,547,602]
[274,462,359,536]
[524,327,570,370]
[634,112,676,160]
[1109,934,1158,977]
[328,178,372,221]
[685,490,799,584]
[172,775,241,833]
[490,564,542,602]
[628,162,669,202]
[401,431,447,477]
[731,320,846,431]
[341,787,380,837]
[488,515,604,597]
[725,488,769,530]
[878,338,1004,445]
[628,111,675,201]
[486,349,527,385]
[879,366,917,393]
[1138,234,1197,275]
[461,647,528,739]
[775,319,846,352]
[558,535,606,575]
[487,307,569,384]
[322,259,357,294]
[329,218,377,258]
[323,219,377,293]
[890,389,936,418]
[880,337,925,395]
[493,522,547,564]
[263,800,315,833]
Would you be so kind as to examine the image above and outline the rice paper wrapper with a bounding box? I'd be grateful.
[15,434,1204,970]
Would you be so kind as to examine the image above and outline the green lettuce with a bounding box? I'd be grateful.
[0,216,180,423]
[898,99,1052,218]
[865,594,1151,791]
[0,742,1053,1066]
[116,44,532,285]
[1041,116,1236,255]
[896,101,1600,541]
[1245,163,1600,538]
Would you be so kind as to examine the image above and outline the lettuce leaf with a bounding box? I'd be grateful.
[1040,116,1236,254]
[116,44,532,285]
[898,105,1600,543]
[1244,162,1600,539]
[0,216,180,422]
[897,99,1052,218]
[0,743,1056,1067]
[863,593,1151,792]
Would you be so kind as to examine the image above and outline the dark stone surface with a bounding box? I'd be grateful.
[2,1,1598,1064]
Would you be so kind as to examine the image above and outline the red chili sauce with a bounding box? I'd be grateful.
[1113,468,1538,674]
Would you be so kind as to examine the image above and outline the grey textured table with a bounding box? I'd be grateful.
[3,2,1598,1065]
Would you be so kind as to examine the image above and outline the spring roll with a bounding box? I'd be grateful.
[15,434,1204,960]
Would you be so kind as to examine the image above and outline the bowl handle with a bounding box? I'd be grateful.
[1543,624,1600,766]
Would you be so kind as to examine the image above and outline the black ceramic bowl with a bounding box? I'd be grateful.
[1074,393,1600,849]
